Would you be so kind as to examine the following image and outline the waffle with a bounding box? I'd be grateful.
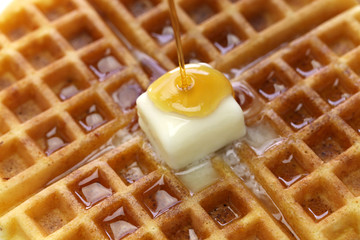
[0,0,360,239]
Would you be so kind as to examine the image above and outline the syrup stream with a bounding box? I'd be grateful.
[167,0,191,90]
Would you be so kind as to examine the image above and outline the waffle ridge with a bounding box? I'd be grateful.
[1,0,360,239]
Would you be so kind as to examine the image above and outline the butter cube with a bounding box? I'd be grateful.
[137,93,246,170]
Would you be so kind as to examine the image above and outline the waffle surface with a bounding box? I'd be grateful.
[1,0,360,239]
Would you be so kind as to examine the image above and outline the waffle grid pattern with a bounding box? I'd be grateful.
[231,5,360,240]
[0,0,151,217]
[0,0,360,239]
[1,138,295,239]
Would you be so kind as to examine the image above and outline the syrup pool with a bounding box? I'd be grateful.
[74,169,112,209]
[112,81,143,112]
[102,207,138,240]
[272,154,308,188]
[121,161,145,184]
[59,84,79,100]
[320,78,351,107]
[141,176,180,218]
[89,54,123,81]
[258,71,287,101]
[285,103,314,131]
[78,105,106,132]
[293,49,323,78]
[44,127,68,156]
[214,32,242,55]
[151,23,174,46]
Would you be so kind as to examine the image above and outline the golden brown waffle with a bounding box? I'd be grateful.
[0,0,360,239]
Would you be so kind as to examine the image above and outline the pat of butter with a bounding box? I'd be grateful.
[137,93,246,170]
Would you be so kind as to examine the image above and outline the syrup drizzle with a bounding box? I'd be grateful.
[74,169,112,209]
[168,0,192,90]
[148,2,234,117]
[102,207,138,240]
[141,175,180,218]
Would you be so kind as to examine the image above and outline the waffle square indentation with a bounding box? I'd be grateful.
[296,183,344,222]
[27,116,74,156]
[304,123,351,162]
[138,175,181,218]
[335,154,360,197]
[161,210,209,240]
[267,148,309,188]
[72,168,113,209]
[181,0,220,24]
[240,0,284,32]
[36,0,76,21]
[43,63,90,101]
[0,139,34,180]
[0,56,25,91]
[204,17,247,55]
[108,79,143,113]
[122,0,160,17]
[142,11,184,46]
[82,47,125,81]
[0,116,9,136]
[227,220,279,240]
[311,69,356,108]
[168,38,213,65]
[340,99,360,135]
[322,212,360,240]
[201,189,248,228]
[95,201,140,240]
[69,95,113,132]
[3,84,50,123]
[276,92,322,131]
[19,35,64,70]
[320,22,360,56]
[58,15,102,50]
[341,171,360,197]
[284,44,328,78]
[62,225,100,240]
[0,8,40,41]
[246,64,292,102]
[108,145,157,185]
[26,192,76,236]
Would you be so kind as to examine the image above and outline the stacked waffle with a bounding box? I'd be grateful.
[0,0,360,239]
